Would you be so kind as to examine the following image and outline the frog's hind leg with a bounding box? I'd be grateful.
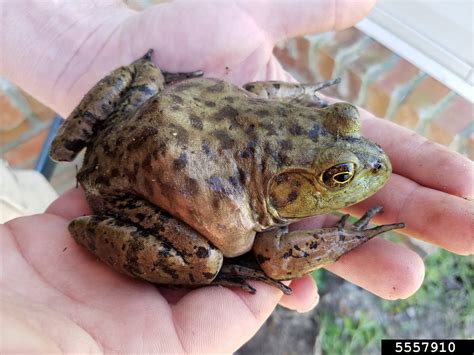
[243,78,340,108]
[50,49,165,162]
[68,195,224,287]
[253,206,405,281]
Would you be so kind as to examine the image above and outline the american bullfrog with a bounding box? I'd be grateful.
[50,50,404,295]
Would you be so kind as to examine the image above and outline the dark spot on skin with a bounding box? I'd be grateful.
[202,143,211,156]
[184,177,199,195]
[206,81,225,92]
[256,254,270,264]
[153,142,167,157]
[189,114,203,130]
[287,191,298,203]
[244,84,254,91]
[276,106,288,117]
[170,94,184,104]
[122,244,126,251]
[309,241,318,249]
[279,139,293,150]
[224,96,234,103]
[213,130,234,149]
[104,238,109,244]
[142,155,152,173]
[260,122,277,135]
[256,109,270,117]
[168,124,189,146]
[63,138,86,152]
[95,175,111,187]
[207,176,224,193]
[338,231,345,241]
[205,101,216,107]
[273,83,281,90]
[173,152,188,171]
[135,213,146,221]
[189,273,195,283]
[308,124,324,140]
[237,168,247,185]
[126,127,158,151]
[289,123,304,136]
[274,174,289,185]
[203,272,215,279]
[196,246,210,258]
[283,249,293,259]
[158,243,172,257]
[162,265,179,280]
[137,84,157,96]
[214,106,239,124]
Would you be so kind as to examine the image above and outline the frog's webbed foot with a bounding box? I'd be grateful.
[212,264,292,295]
[243,78,340,108]
[162,69,204,84]
[253,206,405,280]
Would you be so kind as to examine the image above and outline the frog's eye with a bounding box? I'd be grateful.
[321,162,355,188]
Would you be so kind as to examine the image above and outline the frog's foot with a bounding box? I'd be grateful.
[162,69,204,84]
[253,206,405,280]
[212,264,292,295]
[243,78,340,108]
[50,49,164,161]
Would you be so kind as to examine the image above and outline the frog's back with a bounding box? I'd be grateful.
[83,78,327,257]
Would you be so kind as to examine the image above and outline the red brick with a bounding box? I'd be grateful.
[426,96,474,146]
[393,77,451,130]
[341,42,392,102]
[275,37,314,82]
[0,93,25,132]
[3,129,49,167]
[366,59,420,118]
[317,28,363,81]
[20,89,56,123]
[0,119,31,146]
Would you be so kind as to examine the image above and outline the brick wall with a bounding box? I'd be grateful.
[1,27,473,194]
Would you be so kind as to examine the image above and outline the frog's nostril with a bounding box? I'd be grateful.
[372,161,383,173]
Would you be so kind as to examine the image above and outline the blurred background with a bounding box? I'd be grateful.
[1,0,472,353]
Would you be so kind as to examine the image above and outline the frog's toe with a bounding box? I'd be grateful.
[213,264,292,295]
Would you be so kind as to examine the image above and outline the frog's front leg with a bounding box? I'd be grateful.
[253,207,405,280]
[243,78,340,108]
[69,210,223,286]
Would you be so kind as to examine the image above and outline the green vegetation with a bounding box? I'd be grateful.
[316,249,473,354]
[319,312,383,355]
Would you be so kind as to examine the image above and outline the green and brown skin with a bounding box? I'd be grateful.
[50,50,404,295]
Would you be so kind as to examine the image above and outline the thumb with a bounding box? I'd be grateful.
[238,0,376,41]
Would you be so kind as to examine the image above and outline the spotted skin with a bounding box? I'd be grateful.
[50,50,404,294]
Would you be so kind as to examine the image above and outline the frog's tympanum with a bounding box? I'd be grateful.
[50,50,405,295]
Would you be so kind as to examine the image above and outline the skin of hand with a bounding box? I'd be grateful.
[1,0,473,353]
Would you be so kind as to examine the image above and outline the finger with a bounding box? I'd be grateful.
[360,112,474,200]
[278,275,319,313]
[325,238,425,300]
[237,0,376,41]
[346,174,474,255]
[171,284,281,353]
[46,187,91,219]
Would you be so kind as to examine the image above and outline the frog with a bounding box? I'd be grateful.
[50,49,405,295]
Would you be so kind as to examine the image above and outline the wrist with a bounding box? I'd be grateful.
[0,0,135,116]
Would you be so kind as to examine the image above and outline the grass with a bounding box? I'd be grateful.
[315,248,474,354]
